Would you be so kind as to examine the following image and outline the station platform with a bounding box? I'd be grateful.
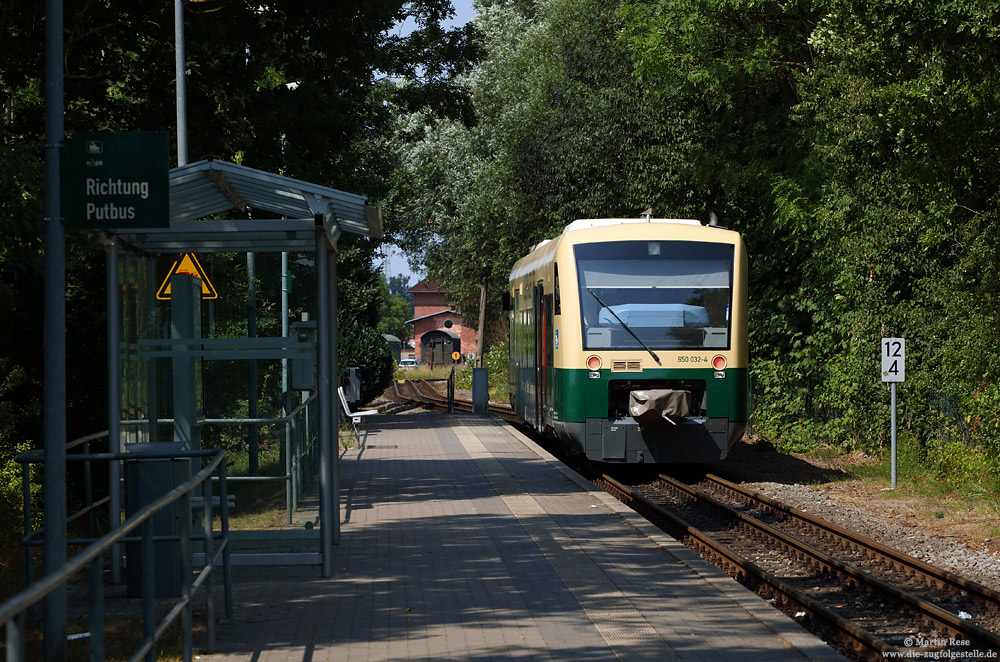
[201,412,845,661]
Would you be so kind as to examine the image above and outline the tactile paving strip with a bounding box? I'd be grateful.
[453,422,681,661]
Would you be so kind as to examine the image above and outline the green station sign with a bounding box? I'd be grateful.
[63,131,169,229]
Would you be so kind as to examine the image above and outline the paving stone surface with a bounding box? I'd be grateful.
[197,413,844,662]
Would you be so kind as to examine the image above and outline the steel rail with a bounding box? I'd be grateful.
[656,473,1000,653]
[395,379,517,420]
[704,474,1000,611]
[598,473,894,657]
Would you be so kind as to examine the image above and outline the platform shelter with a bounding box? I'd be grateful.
[107,157,381,577]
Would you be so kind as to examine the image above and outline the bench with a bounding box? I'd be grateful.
[338,386,379,445]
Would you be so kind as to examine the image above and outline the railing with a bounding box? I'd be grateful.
[19,430,110,585]
[3,448,232,662]
[18,394,320,590]
[120,392,321,524]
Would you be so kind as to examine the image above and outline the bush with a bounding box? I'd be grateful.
[338,317,395,404]
[482,341,509,400]
[453,341,509,401]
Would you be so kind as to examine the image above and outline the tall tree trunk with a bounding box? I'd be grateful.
[475,281,486,367]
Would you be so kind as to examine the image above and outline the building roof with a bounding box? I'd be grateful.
[404,309,458,325]
[407,279,442,294]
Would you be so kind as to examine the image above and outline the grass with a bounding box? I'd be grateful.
[793,433,1000,536]
[394,364,451,382]
[211,426,356,531]
[2,612,207,661]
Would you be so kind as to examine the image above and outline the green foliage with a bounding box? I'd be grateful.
[453,340,509,400]
[388,0,1000,488]
[378,290,413,342]
[617,0,1000,467]
[0,1,480,543]
[0,442,35,534]
[927,440,1000,491]
[338,318,396,405]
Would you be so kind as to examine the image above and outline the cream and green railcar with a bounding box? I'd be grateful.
[506,218,748,463]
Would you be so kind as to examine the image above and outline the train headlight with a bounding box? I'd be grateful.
[712,355,727,371]
[587,355,602,371]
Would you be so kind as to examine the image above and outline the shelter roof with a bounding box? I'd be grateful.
[117,158,382,254]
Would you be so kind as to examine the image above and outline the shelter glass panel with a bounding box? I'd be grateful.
[118,248,154,446]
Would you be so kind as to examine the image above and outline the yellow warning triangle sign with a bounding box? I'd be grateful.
[156,253,218,300]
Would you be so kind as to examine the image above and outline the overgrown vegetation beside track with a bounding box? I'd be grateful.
[394,341,510,402]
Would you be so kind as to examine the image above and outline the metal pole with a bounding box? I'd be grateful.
[141,519,156,662]
[452,368,458,410]
[247,253,258,475]
[43,0,67,655]
[179,487,193,662]
[147,259,159,445]
[282,252,292,523]
[476,282,486,368]
[88,555,104,662]
[107,240,123,584]
[891,382,897,489]
[329,246,340,546]
[171,275,199,450]
[202,472,216,650]
[174,0,188,166]
[316,231,333,577]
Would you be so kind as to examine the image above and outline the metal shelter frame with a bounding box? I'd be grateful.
[111,157,381,578]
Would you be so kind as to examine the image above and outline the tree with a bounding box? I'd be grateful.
[0,1,481,468]
[391,0,689,353]
[378,276,414,342]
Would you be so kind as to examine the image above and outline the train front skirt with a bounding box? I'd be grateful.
[561,417,745,464]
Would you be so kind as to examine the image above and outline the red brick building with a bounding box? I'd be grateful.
[405,280,479,365]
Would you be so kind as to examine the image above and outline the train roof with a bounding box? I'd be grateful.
[511,217,741,282]
[527,218,707,251]
[562,218,702,233]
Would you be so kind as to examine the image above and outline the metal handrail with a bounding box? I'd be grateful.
[19,432,108,585]
[1,448,232,661]
[20,392,320,562]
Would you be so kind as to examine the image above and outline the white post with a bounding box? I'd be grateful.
[891,382,897,489]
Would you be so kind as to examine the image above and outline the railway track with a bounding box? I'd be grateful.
[598,472,1000,659]
[390,378,518,422]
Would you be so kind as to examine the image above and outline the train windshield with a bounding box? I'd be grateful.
[575,240,734,350]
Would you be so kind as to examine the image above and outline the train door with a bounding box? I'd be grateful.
[519,283,536,424]
[548,264,560,424]
[535,282,555,429]
[538,284,547,428]
[533,283,543,428]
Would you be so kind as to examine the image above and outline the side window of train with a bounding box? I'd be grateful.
[553,263,561,315]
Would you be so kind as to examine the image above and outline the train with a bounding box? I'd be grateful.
[505,217,748,463]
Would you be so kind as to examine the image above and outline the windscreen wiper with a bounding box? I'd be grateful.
[587,288,661,365]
